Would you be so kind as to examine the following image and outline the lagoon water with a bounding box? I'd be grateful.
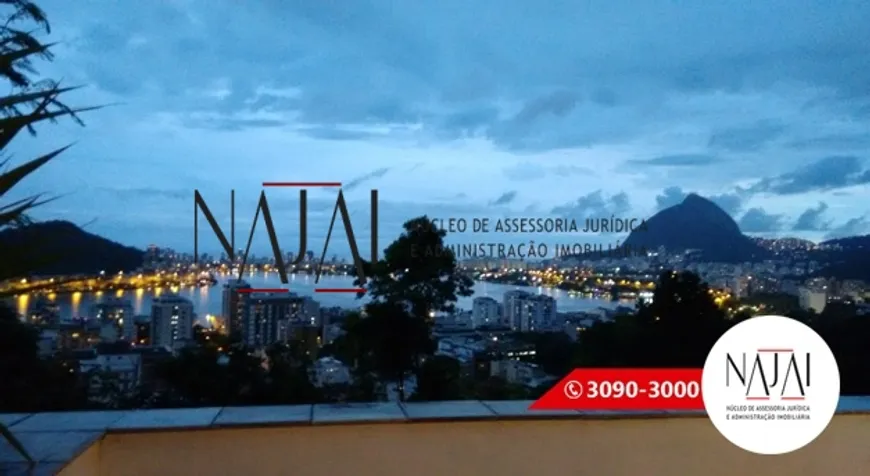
[15,272,623,322]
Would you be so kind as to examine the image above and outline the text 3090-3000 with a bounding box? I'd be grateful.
[529,368,705,411]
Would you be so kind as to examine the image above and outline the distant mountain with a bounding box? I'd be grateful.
[816,234,870,281]
[622,194,769,262]
[751,236,816,251]
[0,220,144,276]
[820,234,870,250]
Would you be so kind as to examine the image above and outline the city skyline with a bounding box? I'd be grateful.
[6,0,870,255]
[4,3,870,470]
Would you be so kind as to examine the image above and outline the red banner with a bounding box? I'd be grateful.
[529,368,705,411]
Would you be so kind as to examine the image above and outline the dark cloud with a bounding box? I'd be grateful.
[30,1,870,250]
[552,165,594,176]
[792,202,832,231]
[854,103,870,119]
[343,168,391,191]
[502,162,594,181]
[750,156,870,195]
[708,120,786,152]
[512,91,579,123]
[183,117,288,131]
[824,216,869,240]
[629,154,720,167]
[523,202,540,213]
[654,186,745,215]
[485,91,586,150]
[655,186,687,210]
[365,198,500,225]
[503,163,546,181]
[95,187,189,200]
[437,107,500,137]
[295,127,378,141]
[489,191,518,206]
[551,190,631,219]
[739,208,784,233]
[590,88,618,107]
[786,133,870,150]
[708,192,744,216]
[52,0,870,153]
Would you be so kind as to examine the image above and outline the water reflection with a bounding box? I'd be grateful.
[12,272,622,321]
[16,293,28,317]
[134,288,146,314]
[71,291,82,316]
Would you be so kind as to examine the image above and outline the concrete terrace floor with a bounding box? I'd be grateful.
[1,396,870,475]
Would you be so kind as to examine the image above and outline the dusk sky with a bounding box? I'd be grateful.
[8,0,870,258]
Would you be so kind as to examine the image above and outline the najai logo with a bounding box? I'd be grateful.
[701,315,840,455]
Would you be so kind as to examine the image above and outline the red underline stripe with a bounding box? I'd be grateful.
[262,182,342,187]
[237,288,289,293]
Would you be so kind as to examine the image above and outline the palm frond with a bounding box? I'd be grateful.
[0,145,69,197]
[0,84,102,147]
[0,28,54,87]
[0,29,54,78]
[0,84,78,110]
[0,39,53,68]
[0,193,56,227]
[1,0,49,25]
[0,2,103,287]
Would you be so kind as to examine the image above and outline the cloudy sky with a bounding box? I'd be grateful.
[7,0,870,258]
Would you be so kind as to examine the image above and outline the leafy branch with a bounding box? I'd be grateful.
[0,0,102,466]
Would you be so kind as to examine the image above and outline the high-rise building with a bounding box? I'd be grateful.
[301,297,321,326]
[222,279,251,338]
[502,291,556,331]
[151,294,195,349]
[243,294,288,349]
[472,296,501,328]
[243,293,312,349]
[502,290,528,328]
[79,353,142,402]
[92,297,134,342]
[522,294,557,330]
[798,287,827,314]
[728,274,750,298]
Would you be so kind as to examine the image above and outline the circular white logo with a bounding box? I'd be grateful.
[702,315,840,455]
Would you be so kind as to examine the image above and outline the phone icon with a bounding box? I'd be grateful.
[564,380,583,399]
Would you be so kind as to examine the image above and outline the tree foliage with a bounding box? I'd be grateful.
[345,216,473,400]
[411,355,463,401]
[575,271,730,368]
[146,340,325,408]
[0,304,87,412]
[573,270,870,395]
[360,216,473,318]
